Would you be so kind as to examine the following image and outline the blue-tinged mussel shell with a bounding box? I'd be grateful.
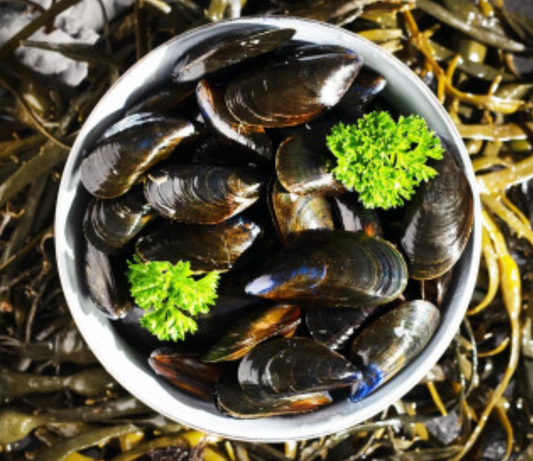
[246,230,408,307]
[81,113,197,199]
[238,337,361,397]
[349,300,440,401]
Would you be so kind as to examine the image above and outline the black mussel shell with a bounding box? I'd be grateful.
[276,126,347,196]
[83,187,155,254]
[136,215,261,273]
[84,241,131,319]
[149,349,221,401]
[202,304,301,362]
[215,369,332,419]
[270,180,334,245]
[225,47,363,127]
[334,68,387,120]
[333,194,383,237]
[81,113,197,199]
[126,84,194,116]
[144,164,262,224]
[197,79,272,160]
[238,337,361,397]
[400,150,474,280]
[305,305,379,351]
[349,300,439,401]
[173,28,295,83]
[246,230,408,308]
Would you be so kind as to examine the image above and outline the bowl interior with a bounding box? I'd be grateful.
[55,16,481,442]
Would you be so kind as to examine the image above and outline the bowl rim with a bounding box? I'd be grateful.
[55,15,482,442]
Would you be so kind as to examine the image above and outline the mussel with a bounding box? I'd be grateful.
[306,305,380,351]
[126,84,194,115]
[202,304,301,362]
[83,187,155,254]
[270,180,334,245]
[276,126,347,196]
[197,79,272,160]
[136,215,261,272]
[349,300,440,401]
[225,46,363,127]
[399,150,474,279]
[215,369,332,419]
[238,337,361,397]
[84,241,131,319]
[149,349,221,401]
[81,113,197,199]
[246,230,408,308]
[144,164,262,224]
[173,28,295,83]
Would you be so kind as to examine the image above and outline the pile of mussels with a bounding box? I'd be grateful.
[81,27,474,419]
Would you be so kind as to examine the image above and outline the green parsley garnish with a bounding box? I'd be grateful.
[326,111,444,209]
[126,255,220,341]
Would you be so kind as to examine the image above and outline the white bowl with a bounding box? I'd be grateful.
[55,16,482,442]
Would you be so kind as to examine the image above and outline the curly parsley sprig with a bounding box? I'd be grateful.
[126,256,220,341]
[326,111,444,209]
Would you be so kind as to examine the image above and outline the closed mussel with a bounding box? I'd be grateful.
[84,241,131,319]
[246,230,408,308]
[270,180,334,245]
[306,305,379,351]
[81,113,197,198]
[225,46,363,127]
[400,150,474,279]
[144,164,262,224]
[136,215,261,273]
[83,187,155,254]
[149,349,221,401]
[203,304,301,362]
[276,126,347,196]
[215,369,332,419]
[197,79,272,160]
[349,300,440,401]
[238,337,361,397]
[173,28,295,83]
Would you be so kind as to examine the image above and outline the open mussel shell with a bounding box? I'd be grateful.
[276,126,347,196]
[197,79,272,160]
[400,150,474,280]
[173,28,296,83]
[81,113,197,199]
[238,337,361,398]
[225,46,363,127]
[149,349,221,401]
[349,300,440,401]
[83,187,155,254]
[333,194,383,237]
[84,241,131,319]
[246,230,408,308]
[136,215,261,273]
[270,180,334,245]
[306,305,379,351]
[144,164,262,224]
[215,369,332,419]
[202,304,301,362]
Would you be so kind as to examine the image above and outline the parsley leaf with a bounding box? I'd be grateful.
[126,255,220,341]
[326,111,444,209]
